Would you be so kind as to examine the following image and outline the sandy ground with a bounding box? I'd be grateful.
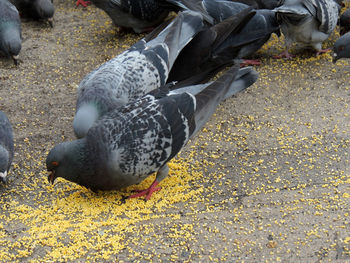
[0,1,350,262]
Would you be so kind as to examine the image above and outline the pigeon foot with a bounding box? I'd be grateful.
[128,180,161,200]
[240,59,261,66]
[316,48,331,56]
[273,50,294,59]
[76,0,90,7]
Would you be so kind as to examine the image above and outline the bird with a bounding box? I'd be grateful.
[333,31,350,62]
[340,8,350,36]
[166,0,280,71]
[46,64,258,200]
[273,0,339,59]
[9,0,55,27]
[0,0,22,65]
[85,0,212,33]
[230,0,281,9]
[0,111,14,184]
[73,11,205,139]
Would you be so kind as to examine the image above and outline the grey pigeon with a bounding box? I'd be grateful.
[88,0,212,33]
[340,8,350,36]
[333,31,350,62]
[274,0,339,58]
[166,0,280,69]
[73,11,204,139]
[0,0,21,65]
[10,0,54,27]
[0,111,14,184]
[46,65,258,199]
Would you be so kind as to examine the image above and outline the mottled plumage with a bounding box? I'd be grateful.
[274,0,339,57]
[47,65,258,199]
[73,11,204,138]
[0,111,14,184]
[10,0,54,26]
[0,0,21,65]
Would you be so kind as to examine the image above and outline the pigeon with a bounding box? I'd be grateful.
[46,64,258,200]
[0,0,21,65]
[73,11,205,138]
[10,0,55,27]
[333,31,350,62]
[230,0,281,9]
[166,0,280,70]
[0,111,14,184]
[273,0,339,58]
[340,8,350,36]
[86,0,212,33]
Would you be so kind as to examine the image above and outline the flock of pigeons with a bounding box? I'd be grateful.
[1,0,350,200]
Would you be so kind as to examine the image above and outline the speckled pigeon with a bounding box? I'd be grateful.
[0,0,21,65]
[0,111,14,184]
[10,0,54,27]
[73,11,205,139]
[333,31,350,62]
[273,0,339,58]
[46,65,258,200]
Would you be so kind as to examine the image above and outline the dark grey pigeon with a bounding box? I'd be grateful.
[333,31,350,62]
[88,0,212,33]
[10,0,54,27]
[274,0,339,58]
[0,0,21,65]
[73,11,204,138]
[166,0,280,69]
[340,8,350,36]
[0,111,14,184]
[46,65,258,200]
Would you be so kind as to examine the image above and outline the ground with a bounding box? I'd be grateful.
[0,1,350,262]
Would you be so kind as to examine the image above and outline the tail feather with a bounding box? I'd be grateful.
[146,10,205,70]
[167,7,256,83]
[192,65,257,136]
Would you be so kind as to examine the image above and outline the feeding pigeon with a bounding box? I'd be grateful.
[46,65,258,200]
[0,111,14,184]
[333,31,350,62]
[340,8,350,36]
[0,0,21,65]
[73,11,205,138]
[10,0,55,27]
[273,0,339,58]
[85,0,212,33]
[166,0,280,69]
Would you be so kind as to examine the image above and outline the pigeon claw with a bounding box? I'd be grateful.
[76,0,90,7]
[128,181,161,200]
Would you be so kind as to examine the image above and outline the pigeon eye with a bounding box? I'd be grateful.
[52,161,59,167]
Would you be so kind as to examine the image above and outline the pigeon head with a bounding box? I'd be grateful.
[0,26,22,64]
[46,140,87,185]
[333,32,350,63]
[0,146,9,184]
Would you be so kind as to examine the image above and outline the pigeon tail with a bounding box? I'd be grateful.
[192,65,257,136]
[146,10,204,70]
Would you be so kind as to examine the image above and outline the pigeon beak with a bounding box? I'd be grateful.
[48,18,54,28]
[332,53,338,63]
[48,171,56,184]
[12,55,19,66]
[0,171,8,184]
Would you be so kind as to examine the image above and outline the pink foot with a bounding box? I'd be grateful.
[273,50,295,59]
[241,59,261,66]
[316,48,331,56]
[128,180,161,200]
[76,0,90,7]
